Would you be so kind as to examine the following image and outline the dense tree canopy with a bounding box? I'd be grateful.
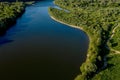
[0,2,25,34]
[49,0,120,80]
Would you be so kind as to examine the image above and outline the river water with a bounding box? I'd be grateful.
[0,1,89,80]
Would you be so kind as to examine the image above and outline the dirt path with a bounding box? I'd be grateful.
[111,48,120,54]
[110,24,119,39]
[109,24,120,54]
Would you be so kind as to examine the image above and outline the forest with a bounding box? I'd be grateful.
[49,0,120,80]
[0,0,120,80]
[0,2,25,35]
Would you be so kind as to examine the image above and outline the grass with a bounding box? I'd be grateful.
[92,54,120,80]
[108,24,120,51]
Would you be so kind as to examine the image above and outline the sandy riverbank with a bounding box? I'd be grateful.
[50,15,91,57]
[50,16,84,30]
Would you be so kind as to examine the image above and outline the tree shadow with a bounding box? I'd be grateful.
[0,38,13,46]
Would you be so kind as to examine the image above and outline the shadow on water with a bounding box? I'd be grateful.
[0,31,6,36]
[0,38,13,46]
[0,1,89,80]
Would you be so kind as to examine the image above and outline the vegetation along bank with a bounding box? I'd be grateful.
[49,0,120,80]
[0,2,25,35]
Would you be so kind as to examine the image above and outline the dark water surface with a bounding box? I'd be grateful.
[0,1,89,80]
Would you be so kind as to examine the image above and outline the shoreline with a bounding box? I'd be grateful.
[49,14,107,80]
[50,15,91,58]
[50,16,84,30]
[47,0,120,79]
[0,3,25,36]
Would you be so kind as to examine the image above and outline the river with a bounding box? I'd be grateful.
[0,1,89,80]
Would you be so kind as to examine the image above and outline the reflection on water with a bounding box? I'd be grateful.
[0,1,89,80]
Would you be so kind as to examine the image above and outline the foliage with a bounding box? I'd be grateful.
[92,54,120,80]
[49,0,120,80]
[0,2,25,34]
[108,24,120,51]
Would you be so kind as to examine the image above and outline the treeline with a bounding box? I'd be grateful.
[0,0,53,2]
[0,0,42,2]
[55,0,120,9]
[49,0,120,80]
[0,2,25,35]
